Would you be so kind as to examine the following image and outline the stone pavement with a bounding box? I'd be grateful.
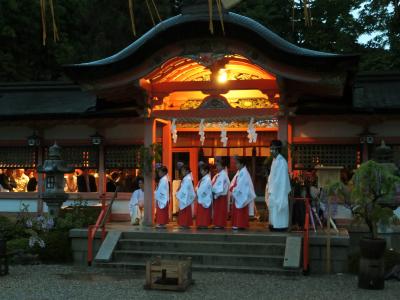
[0,265,399,300]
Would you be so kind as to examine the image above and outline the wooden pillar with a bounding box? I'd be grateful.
[98,144,105,194]
[162,122,173,219]
[190,148,199,185]
[37,145,44,214]
[162,122,172,183]
[143,118,156,226]
[287,119,293,172]
[278,115,289,146]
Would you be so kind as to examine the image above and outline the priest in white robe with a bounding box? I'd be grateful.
[196,163,213,228]
[176,165,196,228]
[266,140,291,231]
[230,157,256,229]
[129,178,144,225]
[154,166,170,228]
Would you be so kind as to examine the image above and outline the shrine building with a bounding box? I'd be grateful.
[0,2,399,222]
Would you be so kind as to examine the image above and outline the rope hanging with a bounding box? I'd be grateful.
[128,0,136,37]
[145,0,156,27]
[49,0,59,42]
[40,0,59,46]
[208,0,225,35]
[40,0,47,46]
[303,0,312,27]
[208,0,214,34]
[150,0,162,22]
[216,0,225,35]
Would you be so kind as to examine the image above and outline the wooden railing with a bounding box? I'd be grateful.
[87,188,118,266]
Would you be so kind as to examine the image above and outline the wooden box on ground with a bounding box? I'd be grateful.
[144,257,193,291]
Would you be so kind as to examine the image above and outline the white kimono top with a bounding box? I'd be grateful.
[196,174,213,208]
[266,154,291,211]
[212,169,230,199]
[176,173,196,210]
[129,188,144,213]
[231,166,256,209]
[155,175,169,209]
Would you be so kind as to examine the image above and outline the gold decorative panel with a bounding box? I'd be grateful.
[180,97,276,110]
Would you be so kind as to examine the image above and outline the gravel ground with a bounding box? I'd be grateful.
[0,265,399,300]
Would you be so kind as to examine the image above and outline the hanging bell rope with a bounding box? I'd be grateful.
[292,0,295,31]
[128,0,137,37]
[49,0,59,42]
[216,0,225,35]
[150,0,162,22]
[291,0,312,30]
[208,0,225,35]
[208,0,214,34]
[303,0,312,27]
[40,0,59,46]
[145,0,156,27]
[40,0,47,46]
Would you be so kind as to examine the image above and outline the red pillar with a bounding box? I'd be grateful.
[162,122,173,219]
[143,118,155,226]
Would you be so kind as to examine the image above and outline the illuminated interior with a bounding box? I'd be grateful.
[142,54,279,113]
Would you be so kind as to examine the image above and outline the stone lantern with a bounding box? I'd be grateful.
[37,143,75,216]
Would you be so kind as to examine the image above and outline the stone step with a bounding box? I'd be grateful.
[117,239,286,255]
[95,261,301,275]
[121,231,289,244]
[112,249,284,268]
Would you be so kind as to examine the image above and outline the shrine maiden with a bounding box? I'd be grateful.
[266,140,291,231]
[196,164,213,228]
[154,166,170,228]
[129,177,144,225]
[211,159,230,229]
[230,157,256,230]
[176,165,196,228]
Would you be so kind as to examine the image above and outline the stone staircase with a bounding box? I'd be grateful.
[95,230,302,274]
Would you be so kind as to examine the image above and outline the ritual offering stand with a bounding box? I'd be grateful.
[144,257,193,291]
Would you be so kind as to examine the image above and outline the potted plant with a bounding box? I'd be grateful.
[327,160,400,289]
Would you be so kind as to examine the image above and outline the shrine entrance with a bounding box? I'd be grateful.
[141,54,281,224]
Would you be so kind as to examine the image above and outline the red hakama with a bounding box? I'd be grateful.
[178,205,193,227]
[196,204,212,227]
[156,202,169,225]
[213,195,228,227]
[232,202,249,228]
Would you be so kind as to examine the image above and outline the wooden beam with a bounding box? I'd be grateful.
[151,79,278,95]
[152,108,277,119]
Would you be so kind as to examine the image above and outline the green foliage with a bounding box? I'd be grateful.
[57,198,99,230]
[0,0,398,82]
[327,160,400,239]
[36,230,71,263]
[7,237,30,253]
[2,198,98,264]
[0,215,17,240]
[139,143,162,174]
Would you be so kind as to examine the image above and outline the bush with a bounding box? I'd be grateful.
[0,215,16,240]
[7,237,30,253]
[37,230,72,263]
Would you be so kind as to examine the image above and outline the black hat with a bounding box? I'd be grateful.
[270,140,283,148]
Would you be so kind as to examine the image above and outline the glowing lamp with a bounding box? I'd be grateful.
[217,69,228,83]
[208,158,215,165]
